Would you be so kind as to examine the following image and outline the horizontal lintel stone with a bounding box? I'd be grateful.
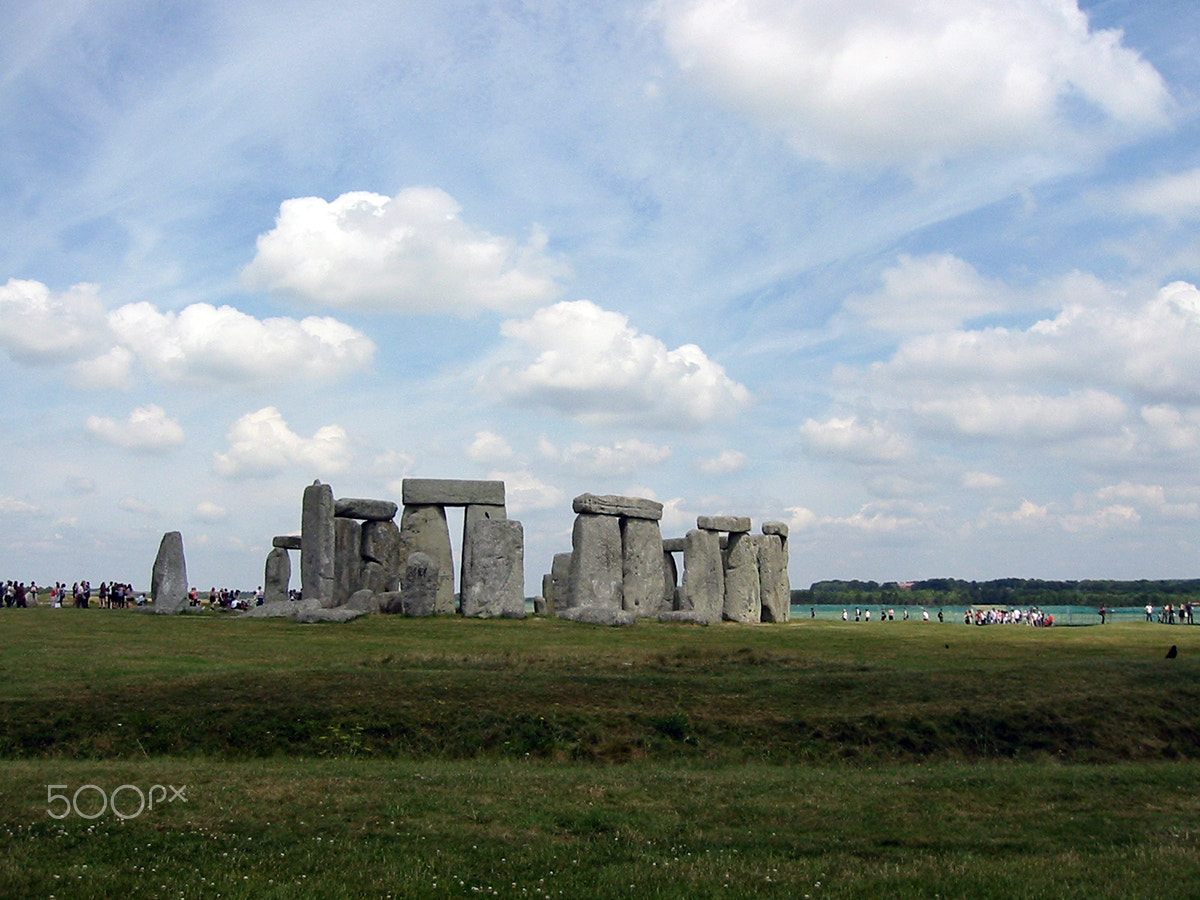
[696,515,751,533]
[272,535,302,550]
[762,521,789,537]
[572,493,663,520]
[402,478,505,507]
[661,537,688,553]
[334,498,398,521]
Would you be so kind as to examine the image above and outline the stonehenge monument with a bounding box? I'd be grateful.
[245,476,794,627]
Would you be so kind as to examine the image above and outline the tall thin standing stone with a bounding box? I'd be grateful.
[621,517,665,616]
[548,552,572,613]
[756,533,790,622]
[333,517,363,607]
[264,547,291,603]
[461,519,524,618]
[722,531,761,622]
[681,528,723,622]
[151,531,189,614]
[399,504,455,613]
[760,521,791,622]
[460,503,507,606]
[567,513,623,609]
[301,480,335,607]
[662,550,679,611]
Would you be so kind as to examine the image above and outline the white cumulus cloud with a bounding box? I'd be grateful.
[799,416,912,463]
[213,407,351,478]
[466,430,515,464]
[698,449,747,474]
[85,404,186,452]
[0,279,110,364]
[242,188,569,314]
[541,438,672,476]
[489,300,751,427]
[487,470,564,513]
[655,0,1170,168]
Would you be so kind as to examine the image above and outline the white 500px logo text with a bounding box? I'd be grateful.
[47,784,188,819]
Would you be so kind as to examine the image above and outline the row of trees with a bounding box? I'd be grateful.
[794,578,1200,609]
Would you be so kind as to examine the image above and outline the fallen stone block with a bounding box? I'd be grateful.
[558,606,637,627]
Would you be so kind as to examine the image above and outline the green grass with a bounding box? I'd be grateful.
[2,607,1199,897]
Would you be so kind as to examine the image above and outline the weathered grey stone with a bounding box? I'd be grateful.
[661,537,688,553]
[658,609,711,625]
[567,513,623,609]
[697,515,752,533]
[301,481,336,606]
[399,505,455,613]
[572,493,664,520]
[378,591,405,615]
[557,605,637,627]
[334,497,398,521]
[273,534,302,550]
[296,606,367,624]
[361,519,402,590]
[762,521,789,537]
[538,578,552,614]
[755,533,790,623]
[344,589,384,613]
[332,517,363,607]
[548,552,572,613]
[621,517,665,616]
[681,528,723,623]
[264,547,291,604]
[240,600,302,618]
[722,531,760,622]
[461,519,525,618]
[402,478,505,507]
[662,551,679,610]
[401,551,440,617]
[359,560,391,596]
[460,503,507,604]
[150,531,188,614]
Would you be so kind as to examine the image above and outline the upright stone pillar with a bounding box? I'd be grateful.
[264,547,291,604]
[723,530,761,622]
[681,527,723,622]
[301,480,335,606]
[662,550,679,611]
[461,519,525,618]
[567,513,623,609]
[621,517,665,616]
[548,552,572,613]
[400,504,455,613]
[151,531,189,614]
[332,517,363,607]
[757,522,791,622]
[461,503,507,603]
[361,519,403,592]
[401,552,439,617]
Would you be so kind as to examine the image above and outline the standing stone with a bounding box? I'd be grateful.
[401,552,439,617]
[681,528,723,623]
[333,517,363,607]
[399,505,455,614]
[301,480,336,607]
[548,552,572,613]
[722,531,760,622]
[264,547,291,604]
[567,513,623,610]
[150,531,188,614]
[756,533,790,622]
[461,519,525,618]
[460,503,507,605]
[537,577,551,615]
[361,519,402,591]
[621,517,665,616]
[662,551,679,611]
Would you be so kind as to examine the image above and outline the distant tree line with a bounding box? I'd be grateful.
[792,578,1200,609]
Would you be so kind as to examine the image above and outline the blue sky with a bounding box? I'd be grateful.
[4,0,1200,592]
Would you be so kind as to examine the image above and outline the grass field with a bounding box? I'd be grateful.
[2,608,1199,898]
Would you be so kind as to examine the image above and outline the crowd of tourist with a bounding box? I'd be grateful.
[963,607,1054,626]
